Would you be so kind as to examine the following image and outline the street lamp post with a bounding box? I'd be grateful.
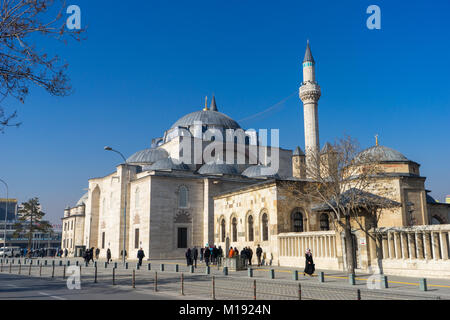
[0,179,8,250]
[104,146,128,266]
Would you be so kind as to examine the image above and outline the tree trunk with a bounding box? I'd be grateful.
[344,215,355,274]
[375,234,384,274]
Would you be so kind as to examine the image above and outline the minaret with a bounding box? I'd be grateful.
[299,41,321,176]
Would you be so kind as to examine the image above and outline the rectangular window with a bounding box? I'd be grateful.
[135,228,140,249]
[102,232,105,249]
[177,227,188,248]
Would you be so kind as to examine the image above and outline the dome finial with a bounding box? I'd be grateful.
[203,96,209,111]
[375,134,379,146]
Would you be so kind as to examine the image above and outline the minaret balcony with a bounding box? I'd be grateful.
[299,83,321,103]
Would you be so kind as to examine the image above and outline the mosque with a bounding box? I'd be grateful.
[62,42,450,278]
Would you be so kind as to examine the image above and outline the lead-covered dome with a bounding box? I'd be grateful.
[242,165,280,178]
[127,148,169,164]
[76,192,88,206]
[143,157,190,171]
[197,163,239,175]
[171,110,241,130]
[355,145,408,163]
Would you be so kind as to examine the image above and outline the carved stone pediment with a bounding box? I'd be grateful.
[174,210,192,223]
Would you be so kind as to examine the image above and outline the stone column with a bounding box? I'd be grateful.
[388,232,395,259]
[394,232,402,259]
[432,232,440,260]
[408,233,417,259]
[382,235,388,259]
[440,232,449,260]
[416,232,424,259]
[424,232,432,260]
[401,233,409,259]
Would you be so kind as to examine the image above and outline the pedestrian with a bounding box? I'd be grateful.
[106,248,112,263]
[217,246,223,266]
[212,246,218,265]
[228,247,234,258]
[121,250,127,260]
[89,247,95,263]
[200,247,204,262]
[192,246,198,268]
[137,248,145,266]
[262,252,266,266]
[240,248,247,266]
[304,249,315,277]
[204,246,211,267]
[185,248,192,266]
[95,248,100,260]
[233,247,239,257]
[64,248,68,257]
[248,247,253,266]
[256,245,262,266]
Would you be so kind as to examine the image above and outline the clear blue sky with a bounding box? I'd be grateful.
[0,0,449,225]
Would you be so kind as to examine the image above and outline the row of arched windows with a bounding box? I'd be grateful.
[220,210,331,243]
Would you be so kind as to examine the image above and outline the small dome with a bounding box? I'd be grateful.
[293,146,305,156]
[171,110,241,130]
[127,148,169,164]
[144,158,190,171]
[242,165,280,178]
[197,163,239,175]
[355,145,408,163]
[76,192,88,207]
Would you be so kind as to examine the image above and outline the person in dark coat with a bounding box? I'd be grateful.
[212,246,218,265]
[304,249,315,276]
[185,248,192,266]
[89,247,95,263]
[203,246,211,267]
[137,248,145,266]
[256,245,263,266]
[192,247,198,268]
[95,248,100,260]
[106,248,112,263]
[248,247,253,266]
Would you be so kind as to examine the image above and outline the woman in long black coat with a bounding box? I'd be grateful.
[304,249,315,276]
[185,248,192,266]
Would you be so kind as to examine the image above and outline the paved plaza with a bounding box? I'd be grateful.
[0,257,449,300]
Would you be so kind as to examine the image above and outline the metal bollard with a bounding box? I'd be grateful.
[112,268,116,285]
[211,276,215,300]
[132,270,135,288]
[18,263,21,275]
[94,261,97,268]
[349,273,356,285]
[175,264,179,272]
[223,266,228,276]
[205,266,210,275]
[181,273,184,295]
[94,266,97,283]
[39,264,42,277]
[125,262,128,270]
[114,262,117,269]
[292,270,298,281]
[147,263,151,271]
[0,261,2,272]
[52,260,55,266]
[9,262,12,273]
[44,260,48,266]
[63,265,66,279]
[190,265,194,273]
[318,271,325,283]
[76,261,79,266]
[419,278,427,291]
[248,268,253,278]
[269,269,275,279]
[298,283,302,300]
[29,260,33,265]
[253,279,257,300]
[59,260,62,266]
[154,271,158,292]
[381,275,388,289]
[51,264,55,278]
[105,262,108,269]
[356,289,361,300]
[160,264,164,272]
[67,260,70,267]
[28,263,32,276]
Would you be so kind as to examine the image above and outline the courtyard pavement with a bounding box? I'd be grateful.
[0,257,449,300]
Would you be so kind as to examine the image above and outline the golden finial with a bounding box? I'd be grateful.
[203,96,208,111]
[375,134,379,146]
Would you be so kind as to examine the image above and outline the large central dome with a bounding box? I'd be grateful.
[171,110,241,130]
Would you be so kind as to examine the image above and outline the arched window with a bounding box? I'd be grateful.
[262,213,269,241]
[232,217,238,242]
[221,219,226,242]
[248,215,254,242]
[320,213,330,231]
[135,188,140,209]
[291,210,303,232]
[431,216,444,225]
[178,186,188,208]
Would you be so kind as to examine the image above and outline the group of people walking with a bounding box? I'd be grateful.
[185,245,224,267]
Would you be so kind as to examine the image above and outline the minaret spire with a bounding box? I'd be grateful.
[299,40,321,178]
[210,95,218,111]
